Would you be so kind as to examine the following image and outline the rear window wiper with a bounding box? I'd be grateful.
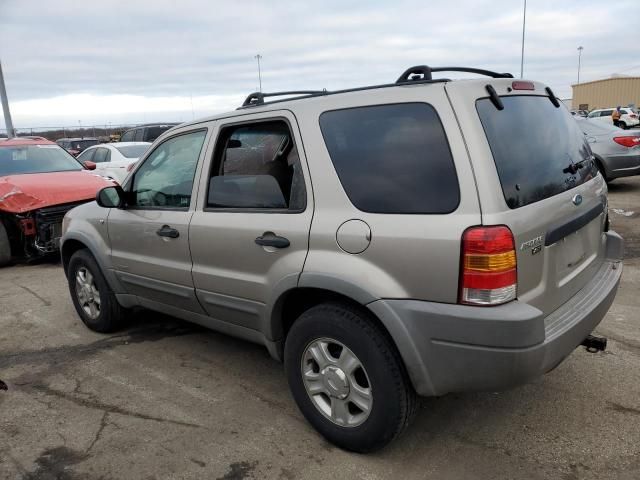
[563,156,592,175]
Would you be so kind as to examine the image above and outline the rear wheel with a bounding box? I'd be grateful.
[0,221,10,267]
[619,122,627,130]
[284,302,417,452]
[68,249,127,332]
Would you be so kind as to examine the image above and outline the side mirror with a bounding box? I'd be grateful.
[96,185,125,208]
[84,160,97,170]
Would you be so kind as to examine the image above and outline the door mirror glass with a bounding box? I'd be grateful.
[96,185,125,208]
[84,160,97,170]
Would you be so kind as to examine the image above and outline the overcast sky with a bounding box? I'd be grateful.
[1,0,638,130]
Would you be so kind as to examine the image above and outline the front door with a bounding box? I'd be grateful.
[108,128,209,313]
[189,112,313,331]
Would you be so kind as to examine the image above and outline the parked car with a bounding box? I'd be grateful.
[56,137,100,156]
[575,118,640,181]
[571,109,589,117]
[76,142,151,183]
[61,65,623,453]
[587,107,640,129]
[0,137,114,266]
[119,124,177,143]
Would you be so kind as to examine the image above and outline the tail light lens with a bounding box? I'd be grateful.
[460,226,517,306]
[613,136,640,148]
[630,114,638,119]
[19,218,36,235]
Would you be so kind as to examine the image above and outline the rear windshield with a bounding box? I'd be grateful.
[319,103,459,214]
[115,144,149,158]
[477,96,596,209]
[0,145,83,176]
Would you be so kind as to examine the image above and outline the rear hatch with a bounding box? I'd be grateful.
[446,80,608,316]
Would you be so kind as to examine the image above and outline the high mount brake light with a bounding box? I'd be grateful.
[460,226,517,306]
[613,136,640,148]
[511,81,535,91]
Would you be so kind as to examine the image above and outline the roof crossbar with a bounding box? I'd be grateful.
[396,65,513,83]
[242,90,327,107]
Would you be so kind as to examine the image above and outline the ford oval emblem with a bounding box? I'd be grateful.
[572,194,583,206]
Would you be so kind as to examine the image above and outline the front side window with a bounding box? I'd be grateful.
[120,131,134,142]
[131,130,207,208]
[93,148,110,163]
[76,148,95,162]
[207,120,306,210]
[320,103,460,214]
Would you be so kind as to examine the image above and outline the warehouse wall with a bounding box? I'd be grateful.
[571,77,640,110]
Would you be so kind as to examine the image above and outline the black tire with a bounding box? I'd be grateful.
[67,249,127,333]
[284,302,418,453]
[619,122,627,130]
[0,221,10,267]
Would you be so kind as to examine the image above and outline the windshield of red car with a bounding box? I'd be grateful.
[0,145,83,176]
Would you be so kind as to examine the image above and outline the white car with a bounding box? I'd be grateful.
[587,107,640,129]
[76,142,151,183]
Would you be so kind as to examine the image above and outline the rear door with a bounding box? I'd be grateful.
[446,81,608,316]
[189,111,313,331]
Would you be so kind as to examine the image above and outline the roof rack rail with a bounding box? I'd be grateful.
[396,65,513,83]
[242,90,327,107]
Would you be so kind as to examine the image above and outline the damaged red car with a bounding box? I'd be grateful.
[0,137,114,266]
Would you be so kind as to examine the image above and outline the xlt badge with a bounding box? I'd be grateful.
[520,235,544,254]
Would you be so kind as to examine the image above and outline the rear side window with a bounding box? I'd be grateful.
[134,129,145,142]
[207,120,306,211]
[477,96,597,209]
[319,103,459,214]
[93,148,110,163]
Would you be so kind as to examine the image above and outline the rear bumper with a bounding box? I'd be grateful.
[368,231,623,397]
[605,152,640,179]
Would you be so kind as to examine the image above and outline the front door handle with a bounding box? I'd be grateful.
[156,225,180,238]
[255,232,290,249]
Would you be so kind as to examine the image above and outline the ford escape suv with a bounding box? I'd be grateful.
[61,65,623,453]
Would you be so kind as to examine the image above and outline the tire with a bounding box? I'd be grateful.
[284,302,418,453]
[67,249,127,333]
[0,221,10,267]
[619,122,627,130]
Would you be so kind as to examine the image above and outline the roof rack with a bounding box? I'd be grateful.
[396,65,513,83]
[238,64,513,108]
[242,90,327,107]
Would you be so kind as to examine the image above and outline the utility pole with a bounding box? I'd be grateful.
[520,0,527,79]
[0,60,16,138]
[577,46,584,84]
[255,54,263,92]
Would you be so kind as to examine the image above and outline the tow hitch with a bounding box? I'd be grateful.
[581,335,607,353]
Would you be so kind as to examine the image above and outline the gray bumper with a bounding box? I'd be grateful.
[368,231,623,397]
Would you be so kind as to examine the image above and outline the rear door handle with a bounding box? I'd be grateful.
[156,225,180,238]
[255,232,290,249]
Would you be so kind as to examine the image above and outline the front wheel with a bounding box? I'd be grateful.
[284,303,417,453]
[0,221,10,267]
[67,249,127,333]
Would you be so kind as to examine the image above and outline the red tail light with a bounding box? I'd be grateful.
[629,114,638,119]
[511,81,535,91]
[613,136,640,148]
[460,226,517,306]
[19,218,36,235]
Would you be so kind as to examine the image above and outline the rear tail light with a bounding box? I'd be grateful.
[460,226,517,306]
[511,81,535,91]
[630,114,638,119]
[613,136,640,148]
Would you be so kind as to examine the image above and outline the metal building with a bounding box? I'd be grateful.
[571,76,640,111]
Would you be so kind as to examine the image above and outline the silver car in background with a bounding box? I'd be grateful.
[576,118,640,182]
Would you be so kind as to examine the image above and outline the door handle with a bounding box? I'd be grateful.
[156,225,180,238]
[255,232,290,249]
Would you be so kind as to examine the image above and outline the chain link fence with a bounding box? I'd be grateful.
[0,123,162,142]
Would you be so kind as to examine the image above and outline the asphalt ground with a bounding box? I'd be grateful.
[1,178,639,480]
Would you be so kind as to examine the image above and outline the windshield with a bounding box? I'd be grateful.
[115,144,149,158]
[0,145,83,176]
[477,95,597,209]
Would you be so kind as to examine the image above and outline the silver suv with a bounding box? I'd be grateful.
[61,65,623,452]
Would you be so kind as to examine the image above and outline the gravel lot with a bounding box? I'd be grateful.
[1,178,640,480]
